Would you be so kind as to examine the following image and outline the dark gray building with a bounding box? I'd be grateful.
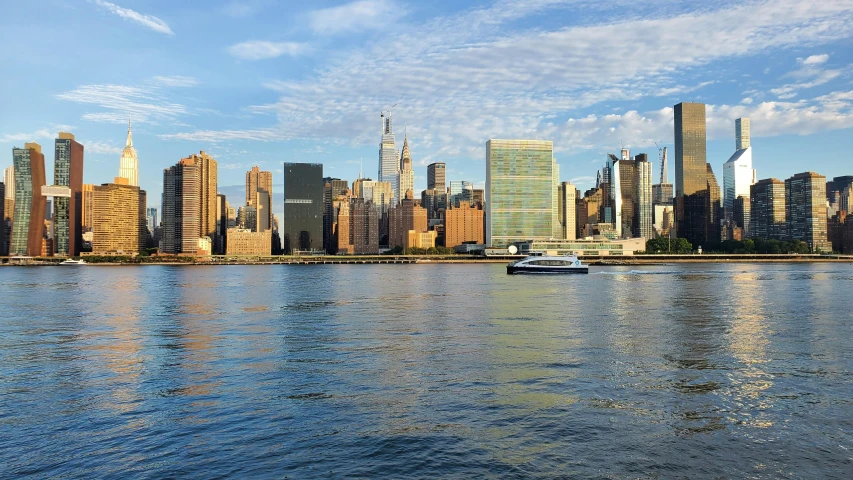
[283,163,323,254]
[0,182,4,256]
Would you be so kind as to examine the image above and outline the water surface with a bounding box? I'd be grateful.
[1,263,852,478]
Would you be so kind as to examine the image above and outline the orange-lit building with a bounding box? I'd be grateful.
[443,202,484,248]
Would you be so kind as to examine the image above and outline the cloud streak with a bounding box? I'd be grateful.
[90,0,174,36]
[226,40,308,60]
[308,0,402,35]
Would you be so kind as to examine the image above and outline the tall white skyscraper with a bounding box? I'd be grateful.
[3,165,14,200]
[724,117,755,211]
[118,119,139,187]
[378,113,399,204]
[398,135,414,201]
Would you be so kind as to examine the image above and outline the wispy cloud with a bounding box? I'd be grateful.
[308,0,402,35]
[151,75,198,87]
[226,40,308,60]
[85,142,123,155]
[0,124,77,144]
[57,83,188,124]
[771,54,846,99]
[90,0,174,36]
[171,0,853,161]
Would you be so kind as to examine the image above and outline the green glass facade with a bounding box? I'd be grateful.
[486,139,554,247]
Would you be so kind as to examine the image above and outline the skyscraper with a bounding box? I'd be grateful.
[559,182,577,240]
[182,151,218,243]
[634,155,654,239]
[486,139,554,247]
[378,112,399,204]
[723,118,755,212]
[749,178,786,240]
[118,120,138,187]
[81,184,95,232]
[246,166,273,228]
[323,178,349,253]
[0,182,5,256]
[53,132,84,256]
[161,159,201,254]
[92,178,146,254]
[282,163,323,254]
[215,194,226,254]
[786,172,831,252]
[388,190,428,249]
[427,162,446,191]
[11,144,46,256]
[444,202,484,248]
[147,207,158,233]
[399,136,414,202]
[449,180,473,208]
[674,102,720,247]
[652,147,673,206]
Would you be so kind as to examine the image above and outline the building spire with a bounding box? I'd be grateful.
[126,116,133,148]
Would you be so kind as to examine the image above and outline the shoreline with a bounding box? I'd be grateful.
[3,254,852,266]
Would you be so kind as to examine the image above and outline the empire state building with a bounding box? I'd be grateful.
[118,120,138,186]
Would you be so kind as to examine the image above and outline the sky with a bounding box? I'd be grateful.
[1,0,853,219]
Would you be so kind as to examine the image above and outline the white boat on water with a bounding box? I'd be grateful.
[59,259,87,265]
[506,252,588,274]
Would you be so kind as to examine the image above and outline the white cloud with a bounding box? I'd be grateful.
[170,0,853,162]
[226,40,308,60]
[85,142,123,155]
[0,124,77,144]
[57,83,188,124]
[801,54,829,65]
[151,75,198,87]
[90,0,174,36]
[308,0,402,35]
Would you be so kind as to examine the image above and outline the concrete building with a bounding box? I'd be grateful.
[444,202,485,248]
[378,112,399,204]
[183,151,218,243]
[486,139,554,247]
[226,228,272,256]
[246,166,273,229]
[407,230,437,249]
[92,178,146,254]
[786,172,831,252]
[118,120,138,187]
[559,182,577,240]
[11,143,46,256]
[334,197,380,255]
[427,162,446,191]
[388,191,428,248]
[733,196,750,238]
[750,178,786,240]
[53,132,84,256]
[323,178,349,253]
[282,163,323,254]
[81,184,94,233]
[161,159,201,254]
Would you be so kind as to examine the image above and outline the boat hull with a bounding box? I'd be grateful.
[507,265,588,274]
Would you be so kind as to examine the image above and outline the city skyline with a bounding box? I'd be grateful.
[1,1,852,209]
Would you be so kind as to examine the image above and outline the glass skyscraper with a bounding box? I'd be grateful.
[282,163,323,254]
[674,102,720,247]
[378,113,399,205]
[53,133,84,256]
[11,143,46,256]
[486,139,554,247]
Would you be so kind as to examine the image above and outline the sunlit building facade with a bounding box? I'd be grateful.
[486,139,554,247]
[11,143,46,256]
[786,172,831,252]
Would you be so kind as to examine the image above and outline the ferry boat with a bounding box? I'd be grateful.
[506,252,588,274]
[59,259,87,265]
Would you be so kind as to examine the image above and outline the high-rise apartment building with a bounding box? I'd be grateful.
[444,202,484,248]
[161,159,201,254]
[323,178,349,253]
[558,182,577,240]
[486,139,554,247]
[81,184,94,232]
[723,118,755,212]
[246,166,273,228]
[399,136,414,202]
[215,195,226,254]
[0,182,4,255]
[53,132,84,256]
[378,113,399,204]
[118,120,138,187]
[786,172,831,252]
[92,178,146,254]
[11,143,46,256]
[334,197,380,255]
[749,178,786,240]
[449,180,474,208]
[388,191,428,248]
[634,154,653,239]
[674,102,720,247]
[282,163,323,254]
[182,151,218,242]
[733,196,750,238]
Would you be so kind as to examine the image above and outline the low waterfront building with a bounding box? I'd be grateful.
[407,230,437,249]
[512,237,646,256]
[226,228,272,256]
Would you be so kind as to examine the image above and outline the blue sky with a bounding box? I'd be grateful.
[2,0,853,217]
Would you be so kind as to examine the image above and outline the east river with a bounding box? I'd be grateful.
[1,263,852,478]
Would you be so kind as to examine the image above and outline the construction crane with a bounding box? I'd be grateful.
[380,104,397,134]
[655,142,668,184]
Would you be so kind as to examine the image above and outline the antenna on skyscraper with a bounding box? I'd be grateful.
[655,142,668,184]
[359,157,363,179]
